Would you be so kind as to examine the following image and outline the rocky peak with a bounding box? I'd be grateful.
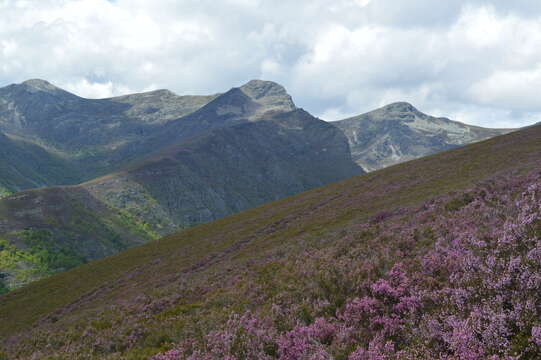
[371,102,422,120]
[380,102,418,112]
[20,79,63,94]
[240,80,286,99]
[334,101,513,172]
[239,79,296,113]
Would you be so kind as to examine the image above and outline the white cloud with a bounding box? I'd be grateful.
[62,78,132,99]
[469,66,541,110]
[0,0,540,127]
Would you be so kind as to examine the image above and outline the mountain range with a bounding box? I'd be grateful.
[0,79,514,291]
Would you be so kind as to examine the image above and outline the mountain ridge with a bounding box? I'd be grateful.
[0,79,296,193]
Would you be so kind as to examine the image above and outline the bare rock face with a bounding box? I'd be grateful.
[333,102,514,172]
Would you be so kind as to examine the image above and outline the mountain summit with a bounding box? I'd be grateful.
[20,79,63,93]
[239,79,296,113]
[334,103,514,171]
[0,79,297,191]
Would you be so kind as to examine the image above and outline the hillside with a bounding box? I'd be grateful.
[1,124,540,359]
[334,102,513,171]
[0,132,80,195]
[0,108,361,291]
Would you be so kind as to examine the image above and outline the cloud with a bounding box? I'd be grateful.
[62,78,134,99]
[469,66,541,110]
[0,0,540,127]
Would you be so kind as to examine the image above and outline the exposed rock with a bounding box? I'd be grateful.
[333,102,514,171]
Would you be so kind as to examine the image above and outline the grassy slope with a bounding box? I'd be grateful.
[1,124,540,341]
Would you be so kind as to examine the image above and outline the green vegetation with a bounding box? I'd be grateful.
[0,231,86,291]
[113,207,161,241]
[20,230,86,271]
[0,280,8,294]
[0,186,11,199]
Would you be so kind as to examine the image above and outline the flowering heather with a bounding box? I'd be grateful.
[144,171,541,359]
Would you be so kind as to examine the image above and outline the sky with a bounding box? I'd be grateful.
[1,0,541,128]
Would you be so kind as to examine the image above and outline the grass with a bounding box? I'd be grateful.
[0,124,540,351]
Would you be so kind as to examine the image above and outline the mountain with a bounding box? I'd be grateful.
[0,80,513,192]
[0,107,361,291]
[333,102,514,171]
[85,108,359,232]
[0,79,295,191]
[1,122,540,359]
[0,79,219,190]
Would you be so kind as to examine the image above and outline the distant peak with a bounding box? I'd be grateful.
[239,79,295,112]
[21,79,59,91]
[380,102,418,112]
[138,89,177,97]
[240,80,288,99]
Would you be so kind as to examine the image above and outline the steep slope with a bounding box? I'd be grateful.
[0,109,361,291]
[0,187,154,290]
[334,102,514,171]
[86,109,359,232]
[1,124,540,359]
[0,132,81,195]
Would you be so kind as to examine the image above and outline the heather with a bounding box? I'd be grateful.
[4,165,541,359]
[147,170,541,359]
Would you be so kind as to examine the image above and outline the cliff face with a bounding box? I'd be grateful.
[334,102,514,171]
